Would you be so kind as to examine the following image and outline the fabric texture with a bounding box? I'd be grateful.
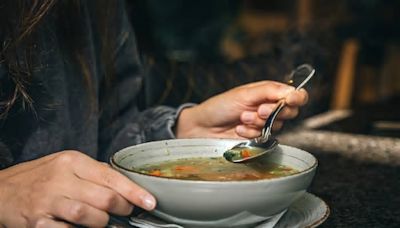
[0,1,187,168]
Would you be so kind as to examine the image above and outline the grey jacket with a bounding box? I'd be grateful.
[0,2,184,169]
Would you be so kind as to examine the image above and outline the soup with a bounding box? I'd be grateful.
[134,157,298,181]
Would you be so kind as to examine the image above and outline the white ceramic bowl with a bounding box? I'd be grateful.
[111,138,317,228]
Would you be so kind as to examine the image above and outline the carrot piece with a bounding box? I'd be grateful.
[149,169,162,176]
[240,149,251,158]
[174,165,197,172]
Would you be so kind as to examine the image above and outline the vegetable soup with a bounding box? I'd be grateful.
[135,157,298,181]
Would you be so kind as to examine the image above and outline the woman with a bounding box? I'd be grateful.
[0,1,308,227]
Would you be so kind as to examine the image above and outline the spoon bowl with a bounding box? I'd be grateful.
[223,138,278,163]
[224,64,316,163]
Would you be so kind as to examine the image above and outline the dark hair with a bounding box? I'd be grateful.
[0,0,116,119]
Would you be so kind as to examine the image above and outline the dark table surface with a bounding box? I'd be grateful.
[309,150,400,228]
[284,100,400,227]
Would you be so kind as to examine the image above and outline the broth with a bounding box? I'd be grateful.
[135,157,298,181]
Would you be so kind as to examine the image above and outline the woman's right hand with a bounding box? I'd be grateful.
[0,151,156,227]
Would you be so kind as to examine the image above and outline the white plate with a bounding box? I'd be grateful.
[273,192,330,228]
[128,192,329,228]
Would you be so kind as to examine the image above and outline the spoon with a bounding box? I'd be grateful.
[223,64,316,163]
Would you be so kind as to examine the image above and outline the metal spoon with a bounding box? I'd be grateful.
[223,64,316,163]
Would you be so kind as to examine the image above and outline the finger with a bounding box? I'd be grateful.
[51,196,109,227]
[235,125,262,139]
[257,103,275,119]
[276,106,299,120]
[70,177,133,216]
[241,81,295,104]
[236,120,283,138]
[72,155,156,210]
[35,217,72,228]
[286,88,309,106]
[240,111,266,128]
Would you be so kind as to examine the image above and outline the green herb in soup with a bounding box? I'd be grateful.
[135,157,298,181]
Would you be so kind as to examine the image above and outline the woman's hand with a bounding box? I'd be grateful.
[0,151,156,227]
[176,80,308,139]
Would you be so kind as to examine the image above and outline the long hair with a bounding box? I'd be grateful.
[0,0,116,119]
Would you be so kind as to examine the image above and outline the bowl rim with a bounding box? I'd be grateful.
[110,138,318,184]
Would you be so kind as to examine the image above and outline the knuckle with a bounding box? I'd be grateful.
[34,218,49,228]
[68,203,86,222]
[55,151,80,164]
[100,192,118,210]
[102,172,113,186]
[123,204,134,215]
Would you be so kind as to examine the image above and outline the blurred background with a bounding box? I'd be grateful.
[126,0,400,138]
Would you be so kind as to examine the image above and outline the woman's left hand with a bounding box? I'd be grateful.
[175,80,308,139]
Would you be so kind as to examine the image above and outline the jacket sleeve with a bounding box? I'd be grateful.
[97,3,192,162]
[0,140,13,169]
[0,64,14,169]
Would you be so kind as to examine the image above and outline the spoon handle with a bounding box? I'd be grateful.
[256,64,316,143]
[256,100,286,143]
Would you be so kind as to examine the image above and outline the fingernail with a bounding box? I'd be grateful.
[141,194,156,210]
